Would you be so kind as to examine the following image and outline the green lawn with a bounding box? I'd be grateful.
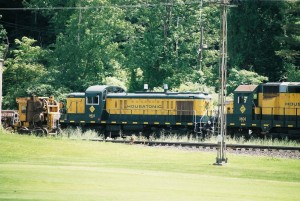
[0,132,299,201]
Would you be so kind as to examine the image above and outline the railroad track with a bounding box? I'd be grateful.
[88,138,300,159]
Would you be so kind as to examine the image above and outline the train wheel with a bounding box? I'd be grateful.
[42,128,49,136]
[56,128,62,137]
[143,130,152,140]
[148,132,156,141]
[97,127,105,139]
[104,130,112,140]
[33,128,45,137]
[18,127,31,135]
[187,131,197,141]
[159,128,166,140]
[119,129,124,139]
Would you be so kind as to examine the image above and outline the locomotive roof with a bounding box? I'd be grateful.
[261,82,300,93]
[85,85,125,94]
[67,92,85,97]
[107,92,212,99]
[262,82,300,86]
[234,85,258,93]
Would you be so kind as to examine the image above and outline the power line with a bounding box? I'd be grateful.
[0,20,58,34]
[0,0,299,11]
[2,1,202,11]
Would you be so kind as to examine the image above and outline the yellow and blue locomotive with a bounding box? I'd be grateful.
[227,82,300,137]
[60,85,214,137]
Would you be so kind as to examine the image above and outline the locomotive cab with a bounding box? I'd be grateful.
[228,82,300,137]
[60,85,125,127]
[85,86,105,123]
[227,85,259,134]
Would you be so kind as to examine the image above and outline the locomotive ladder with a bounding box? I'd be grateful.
[193,109,210,134]
[198,111,206,134]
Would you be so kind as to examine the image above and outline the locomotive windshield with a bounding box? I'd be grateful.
[86,95,99,105]
[237,96,247,104]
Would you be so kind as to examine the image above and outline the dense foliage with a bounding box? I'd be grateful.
[275,2,300,81]
[228,1,284,81]
[0,0,299,108]
[0,15,8,59]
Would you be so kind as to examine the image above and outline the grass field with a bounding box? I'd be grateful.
[0,131,300,201]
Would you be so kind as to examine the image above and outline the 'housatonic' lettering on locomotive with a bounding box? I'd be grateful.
[285,102,300,107]
[125,105,162,109]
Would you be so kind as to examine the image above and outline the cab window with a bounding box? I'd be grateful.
[237,96,247,104]
[238,96,243,104]
[102,90,107,101]
[86,96,99,105]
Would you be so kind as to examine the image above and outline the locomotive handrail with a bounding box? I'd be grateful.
[106,108,194,113]
[193,110,197,132]
[198,110,207,134]
[260,107,299,121]
[260,106,298,112]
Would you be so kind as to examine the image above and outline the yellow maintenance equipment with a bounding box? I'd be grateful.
[15,96,61,135]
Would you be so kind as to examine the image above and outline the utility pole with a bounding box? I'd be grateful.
[0,58,3,126]
[214,0,229,165]
[198,0,203,70]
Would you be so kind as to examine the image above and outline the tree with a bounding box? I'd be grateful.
[275,2,300,81]
[284,64,300,82]
[43,1,134,91]
[0,15,8,59]
[23,0,79,36]
[123,1,220,91]
[3,37,50,108]
[228,1,284,81]
[227,68,268,95]
[22,1,221,92]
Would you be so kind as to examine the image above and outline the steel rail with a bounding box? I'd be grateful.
[88,138,300,152]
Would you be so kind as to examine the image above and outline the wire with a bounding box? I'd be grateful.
[0,1,203,11]
[0,20,59,34]
[0,0,296,11]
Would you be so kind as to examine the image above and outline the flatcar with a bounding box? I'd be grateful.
[227,82,300,138]
[60,85,214,138]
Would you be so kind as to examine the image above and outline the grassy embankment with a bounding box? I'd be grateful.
[0,129,300,201]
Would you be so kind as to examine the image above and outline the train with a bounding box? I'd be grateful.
[59,85,214,138]
[227,82,300,138]
[2,82,300,139]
